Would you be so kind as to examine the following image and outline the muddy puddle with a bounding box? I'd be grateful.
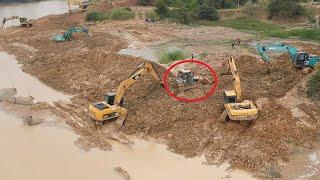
[0,52,70,103]
[0,0,68,28]
[118,48,159,62]
[0,109,253,180]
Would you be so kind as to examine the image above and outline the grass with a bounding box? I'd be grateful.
[307,70,320,101]
[159,49,186,64]
[108,8,135,20]
[204,17,320,42]
[145,10,161,21]
[86,8,135,22]
[270,28,320,42]
[86,11,107,22]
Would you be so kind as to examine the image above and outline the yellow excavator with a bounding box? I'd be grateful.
[1,16,33,29]
[88,62,161,125]
[67,0,90,12]
[220,56,258,123]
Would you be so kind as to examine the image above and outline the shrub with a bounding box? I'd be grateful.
[123,7,132,11]
[155,0,170,17]
[198,1,220,21]
[138,0,153,6]
[145,10,160,21]
[109,8,135,20]
[267,0,305,19]
[86,11,107,22]
[307,70,320,101]
[160,49,186,64]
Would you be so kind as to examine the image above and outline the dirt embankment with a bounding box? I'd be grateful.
[1,6,320,178]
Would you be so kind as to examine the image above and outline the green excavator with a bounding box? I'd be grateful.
[53,26,90,42]
[256,43,320,72]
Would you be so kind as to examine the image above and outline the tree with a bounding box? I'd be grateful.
[267,0,305,19]
[198,0,220,21]
[155,0,170,16]
[138,0,153,6]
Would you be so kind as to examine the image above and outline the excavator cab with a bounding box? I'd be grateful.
[175,69,194,85]
[104,92,124,106]
[223,91,237,104]
[295,52,309,67]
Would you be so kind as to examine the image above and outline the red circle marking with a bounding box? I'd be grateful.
[162,59,219,103]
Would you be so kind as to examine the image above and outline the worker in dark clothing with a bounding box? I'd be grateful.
[231,42,235,49]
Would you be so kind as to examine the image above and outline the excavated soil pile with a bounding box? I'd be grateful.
[121,54,312,172]
[236,54,305,100]
[0,8,319,175]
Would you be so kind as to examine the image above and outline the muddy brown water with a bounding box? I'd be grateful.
[0,0,71,28]
[0,110,253,180]
[0,52,70,103]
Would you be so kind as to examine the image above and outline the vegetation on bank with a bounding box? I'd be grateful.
[86,8,135,22]
[205,17,320,42]
[154,0,220,24]
[159,49,186,64]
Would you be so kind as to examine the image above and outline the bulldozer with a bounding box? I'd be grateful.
[220,56,258,124]
[1,16,33,29]
[175,69,211,86]
[88,62,162,125]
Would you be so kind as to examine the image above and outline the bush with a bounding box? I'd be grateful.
[198,2,220,21]
[138,0,153,6]
[155,0,170,17]
[109,8,135,20]
[307,70,320,101]
[145,10,160,21]
[267,0,305,19]
[86,11,107,22]
[160,49,186,64]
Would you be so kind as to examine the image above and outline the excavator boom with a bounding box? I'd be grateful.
[226,56,242,102]
[114,62,160,104]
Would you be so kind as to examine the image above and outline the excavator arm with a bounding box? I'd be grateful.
[226,56,242,102]
[256,43,296,63]
[114,62,160,105]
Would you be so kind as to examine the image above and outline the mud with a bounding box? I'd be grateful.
[0,3,320,178]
